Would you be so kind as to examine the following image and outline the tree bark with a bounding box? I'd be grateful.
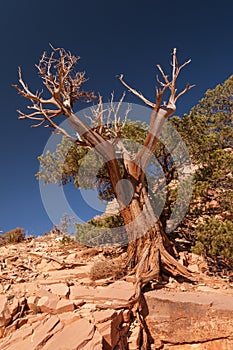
[119,184,191,282]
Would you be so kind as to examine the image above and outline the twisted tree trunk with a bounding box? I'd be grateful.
[118,179,191,283]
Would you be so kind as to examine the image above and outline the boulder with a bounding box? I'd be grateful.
[144,290,233,347]
[0,296,12,336]
[46,283,70,298]
[37,295,59,313]
[55,299,75,314]
[27,296,40,313]
[95,310,123,349]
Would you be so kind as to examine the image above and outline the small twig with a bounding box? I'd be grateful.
[28,252,65,266]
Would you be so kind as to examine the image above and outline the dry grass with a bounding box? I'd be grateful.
[89,259,125,281]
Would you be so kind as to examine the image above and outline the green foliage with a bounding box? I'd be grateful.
[172,75,233,262]
[172,75,233,210]
[172,75,233,164]
[57,235,75,245]
[37,75,233,263]
[192,219,233,259]
[37,120,171,202]
[37,138,88,186]
[75,214,127,247]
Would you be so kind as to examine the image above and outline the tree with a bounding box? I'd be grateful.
[172,75,233,263]
[37,119,177,246]
[14,47,194,290]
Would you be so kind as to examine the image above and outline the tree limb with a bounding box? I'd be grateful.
[119,48,194,178]
[118,74,155,108]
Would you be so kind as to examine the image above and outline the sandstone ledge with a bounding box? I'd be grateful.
[144,290,233,349]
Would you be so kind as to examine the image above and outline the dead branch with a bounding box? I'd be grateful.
[119,48,194,113]
[118,74,155,108]
[118,48,194,177]
[158,48,195,108]
[28,251,65,266]
[28,251,86,269]
[87,92,131,144]
[13,47,95,129]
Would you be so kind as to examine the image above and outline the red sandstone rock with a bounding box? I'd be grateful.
[43,318,94,350]
[31,315,60,348]
[95,310,123,349]
[95,280,135,302]
[37,258,62,272]
[58,312,80,326]
[82,328,103,349]
[47,283,70,298]
[0,233,232,350]
[122,309,131,322]
[37,295,59,313]
[8,297,19,317]
[27,296,39,313]
[93,309,117,323]
[144,290,233,346]
[0,295,11,333]
[69,285,96,300]
[55,299,75,313]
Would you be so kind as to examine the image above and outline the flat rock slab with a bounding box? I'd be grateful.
[70,281,135,303]
[43,318,94,350]
[95,281,135,302]
[144,290,233,346]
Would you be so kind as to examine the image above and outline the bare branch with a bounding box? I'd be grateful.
[175,83,195,102]
[122,102,132,128]
[156,65,170,85]
[167,48,194,106]
[17,109,44,121]
[118,74,155,108]
[38,108,89,148]
[86,92,131,144]
[90,94,107,131]
[13,47,95,129]
[128,48,194,179]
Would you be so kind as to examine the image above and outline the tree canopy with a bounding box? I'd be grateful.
[38,73,233,263]
[173,75,233,263]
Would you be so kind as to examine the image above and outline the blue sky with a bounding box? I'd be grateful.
[1,0,233,236]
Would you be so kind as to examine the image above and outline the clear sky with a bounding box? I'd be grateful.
[1,0,233,236]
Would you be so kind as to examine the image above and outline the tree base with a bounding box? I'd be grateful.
[126,222,193,291]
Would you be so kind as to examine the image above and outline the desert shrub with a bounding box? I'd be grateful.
[192,219,233,259]
[89,259,124,280]
[4,227,25,243]
[57,234,75,245]
[75,214,128,247]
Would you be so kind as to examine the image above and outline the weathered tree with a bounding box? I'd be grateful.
[14,47,194,288]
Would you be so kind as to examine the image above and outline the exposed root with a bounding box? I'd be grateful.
[123,225,195,348]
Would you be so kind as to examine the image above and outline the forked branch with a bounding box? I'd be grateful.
[13,47,95,130]
[157,48,195,108]
[119,74,155,108]
[88,92,132,143]
[119,48,194,114]
[119,49,194,178]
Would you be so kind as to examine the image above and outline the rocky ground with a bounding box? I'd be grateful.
[0,233,232,349]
